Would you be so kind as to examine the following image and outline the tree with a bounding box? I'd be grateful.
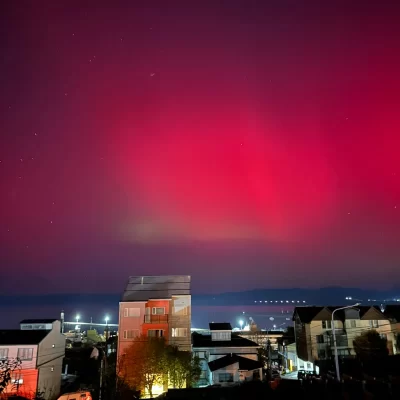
[353,330,388,360]
[166,346,201,389]
[0,358,21,394]
[121,335,168,398]
[257,346,268,368]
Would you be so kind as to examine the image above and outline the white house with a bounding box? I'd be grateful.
[192,323,263,386]
[0,319,65,400]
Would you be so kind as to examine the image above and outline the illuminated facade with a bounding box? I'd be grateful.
[0,320,65,400]
[193,323,263,387]
[293,305,400,370]
[117,276,191,397]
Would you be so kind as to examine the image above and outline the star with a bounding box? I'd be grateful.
[150,73,156,77]
[34,132,37,136]
[20,158,23,162]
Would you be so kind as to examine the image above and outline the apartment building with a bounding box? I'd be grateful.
[192,323,263,387]
[118,275,191,359]
[293,305,400,371]
[0,319,65,400]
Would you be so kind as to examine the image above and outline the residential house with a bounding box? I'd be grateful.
[192,323,263,387]
[293,305,398,372]
[0,320,65,400]
[117,275,191,397]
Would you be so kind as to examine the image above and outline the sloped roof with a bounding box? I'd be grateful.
[20,319,58,324]
[293,306,325,322]
[122,275,191,302]
[294,305,385,323]
[209,323,232,331]
[208,354,263,372]
[0,330,49,345]
[383,305,400,322]
[192,332,259,348]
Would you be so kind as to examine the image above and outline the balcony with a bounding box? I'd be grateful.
[326,334,348,348]
[144,314,169,324]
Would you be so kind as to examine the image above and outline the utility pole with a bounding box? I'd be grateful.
[332,303,360,381]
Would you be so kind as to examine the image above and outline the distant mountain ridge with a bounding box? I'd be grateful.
[1,287,399,308]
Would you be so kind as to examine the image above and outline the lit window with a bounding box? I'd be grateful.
[172,328,187,337]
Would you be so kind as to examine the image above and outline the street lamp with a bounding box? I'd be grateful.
[332,303,360,381]
[239,320,244,330]
[76,314,80,323]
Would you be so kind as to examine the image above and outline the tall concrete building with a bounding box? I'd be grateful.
[117,275,192,360]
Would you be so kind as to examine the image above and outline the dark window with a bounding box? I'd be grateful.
[219,373,233,382]
[318,349,326,359]
[316,335,324,344]
[322,321,332,329]
[148,329,164,338]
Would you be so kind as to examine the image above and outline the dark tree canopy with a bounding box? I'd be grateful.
[353,330,388,360]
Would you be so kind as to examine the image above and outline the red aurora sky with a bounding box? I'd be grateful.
[0,0,399,295]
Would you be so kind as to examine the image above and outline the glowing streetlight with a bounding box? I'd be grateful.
[105,316,109,324]
[76,314,80,323]
[239,320,244,330]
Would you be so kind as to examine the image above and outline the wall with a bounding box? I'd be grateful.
[37,328,65,400]
[142,299,170,342]
[117,301,146,357]
[169,295,191,351]
[3,368,39,399]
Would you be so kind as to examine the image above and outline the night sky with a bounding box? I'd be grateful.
[1,0,399,296]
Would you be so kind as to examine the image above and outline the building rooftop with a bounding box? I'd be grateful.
[208,354,264,372]
[20,319,58,324]
[383,305,400,322]
[209,323,232,331]
[293,305,386,323]
[192,332,259,348]
[0,330,50,345]
[122,275,191,302]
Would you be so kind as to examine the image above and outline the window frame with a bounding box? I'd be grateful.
[124,308,140,317]
[123,330,139,339]
[0,348,9,359]
[172,327,187,337]
[17,348,33,361]
[152,307,165,315]
[218,373,233,383]
[147,329,164,338]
